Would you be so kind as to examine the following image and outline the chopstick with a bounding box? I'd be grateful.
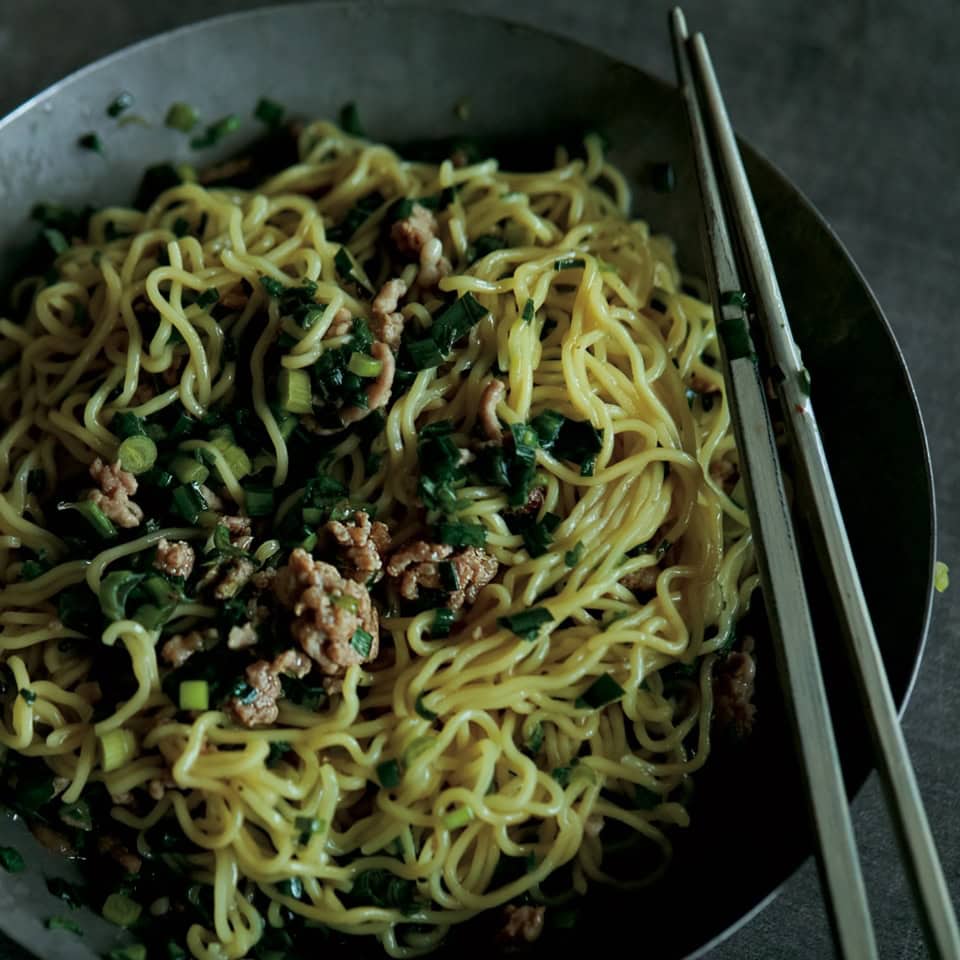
[668,9,960,959]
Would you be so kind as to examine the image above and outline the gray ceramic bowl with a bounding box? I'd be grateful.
[0,4,935,959]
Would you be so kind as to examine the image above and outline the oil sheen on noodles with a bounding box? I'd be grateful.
[0,120,756,959]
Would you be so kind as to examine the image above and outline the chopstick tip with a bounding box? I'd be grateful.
[668,6,689,39]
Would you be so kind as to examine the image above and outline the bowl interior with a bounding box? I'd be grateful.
[0,4,934,959]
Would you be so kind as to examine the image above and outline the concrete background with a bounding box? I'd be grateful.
[0,1,957,957]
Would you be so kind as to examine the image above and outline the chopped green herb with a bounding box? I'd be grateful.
[442,806,474,830]
[340,102,364,137]
[554,256,585,271]
[243,484,275,517]
[436,522,486,548]
[350,628,373,659]
[42,228,69,255]
[254,97,285,128]
[334,247,373,295]
[59,800,93,832]
[278,367,313,414]
[406,337,445,370]
[46,916,83,935]
[524,721,544,755]
[106,92,134,118]
[57,500,117,539]
[165,102,199,132]
[521,299,535,324]
[295,815,325,845]
[798,366,812,397]
[414,692,438,721]
[429,292,488,354]
[118,435,157,474]
[195,288,219,309]
[111,411,146,439]
[377,758,401,789]
[565,541,585,567]
[107,947,147,960]
[259,275,286,298]
[720,289,749,308]
[171,482,209,524]
[935,560,950,593]
[0,846,24,873]
[522,512,561,558]
[102,892,141,927]
[575,673,626,709]
[551,760,577,787]
[190,114,240,149]
[498,607,553,642]
[77,132,103,154]
[347,352,383,378]
[718,316,754,361]
[431,608,456,638]
[18,688,36,705]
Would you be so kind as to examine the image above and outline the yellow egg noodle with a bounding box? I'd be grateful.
[0,120,757,958]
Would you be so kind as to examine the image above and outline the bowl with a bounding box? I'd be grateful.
[0,4,935,958]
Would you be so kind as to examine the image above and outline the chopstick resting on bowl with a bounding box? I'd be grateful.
[668,9,960,960]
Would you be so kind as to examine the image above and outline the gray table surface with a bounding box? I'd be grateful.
[0,1,957,957]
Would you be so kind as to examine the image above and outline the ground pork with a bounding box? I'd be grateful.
[97,835,142,875]
[713,641,756,737]
[326,510,391,583]
[213,558,256,599]
[270,648,312,678]
[228,659,283,727]
[85,458,143,528]
[479,380,505,442]
[710,456,739,496]
[390,203,451,287]
[160,628,216,668]
[273,548,380,679]
[153,538,195,580]
[497,905,545,945]
[340,341,395,424]
[689,370,721,395]
[328,306,353,338]
[387,542,498,610]
[372,278,407,349]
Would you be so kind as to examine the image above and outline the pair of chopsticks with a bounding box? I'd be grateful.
[669,9,960,959]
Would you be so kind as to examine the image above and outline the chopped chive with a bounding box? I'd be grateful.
[402,735,436,768]
[254,97,285,128]
[118,435,157,474]
[718,316,754,361]
[407,337,445,370]
[106,92,134,118]
[77,132,103,154]
[498,607,553,642]
[172,216,190,237]
[935,560,950,594]
[554,256,585,271]
[350,628,373,658]
[278,368,313,414]
[18,688,36,705]
[111,411,146,439]
[431,608,455,638]
[798,367,812,396]
[57,500,117,539]
[442,806,474,830]
[294,815,325,845]
[522,512,561,558]
[46,915,84,935]
[170,455,209,486]
[190,114,240,149]
[107,947,147,960]
[334,246,374,295]
[195,288,219,309]
[243,484,275,517]
[651,162,676,192]
[165,101,199,133]
[521,299,535,324]
[331,594,360,615]
[377,758,401,789]
[171,482,209,524]
[564,541,585,567]
[43,228,69,255]
[575,673,626,709]
[59,800,93,832]
[347,352,383,378]
[0,847,24,873]
[178,680,209,711]
[720,289,749,308]
[276,876,303,899]
[99,729,137,774]
[340,102,364,137]
[102,891,141,928]
[414,692,438,721]
[524,721,544,755]
[429,292,488,353]
[436,521,486,548]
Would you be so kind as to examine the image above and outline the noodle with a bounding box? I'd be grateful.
[0,119,756,958]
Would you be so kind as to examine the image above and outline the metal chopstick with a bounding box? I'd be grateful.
[669,9,880,958]
[679,19,960,960]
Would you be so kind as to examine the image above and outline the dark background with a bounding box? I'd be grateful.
[0,1,957,957]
